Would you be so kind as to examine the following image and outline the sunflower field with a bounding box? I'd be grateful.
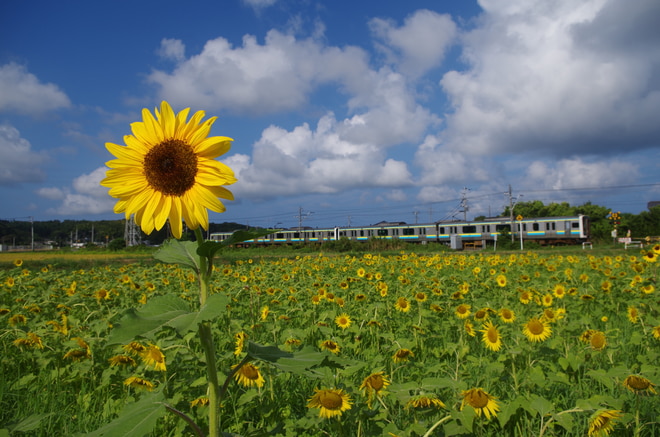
[1,246,659,436]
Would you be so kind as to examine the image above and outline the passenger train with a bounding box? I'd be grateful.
[210,215,590,250]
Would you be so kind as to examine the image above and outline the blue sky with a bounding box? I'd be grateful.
[1,0,659,230]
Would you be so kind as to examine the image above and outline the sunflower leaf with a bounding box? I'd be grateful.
[84,390,165,437]
[247,343,350,377]
[154,239,201,272]
[107,295,190,344]
[167,293,229,335]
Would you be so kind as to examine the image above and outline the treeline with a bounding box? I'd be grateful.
[498,201,660,242]
[0,219,247,248]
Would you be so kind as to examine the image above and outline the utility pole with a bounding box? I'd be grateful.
[460,187,470,221]
[505,185,523,242]
[413,210,419,224]
[294,207,314,232]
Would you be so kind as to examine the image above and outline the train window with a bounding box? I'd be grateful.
[403,228,415,235]
[293,232,300,238]
[522,224,527,231]
[533,223,539,231]
[463,225,476,233]
[377,229,388,236]
[496,224,510,232]
[572,222,579,228]
[438,227,445,234]
[276,233,284,239]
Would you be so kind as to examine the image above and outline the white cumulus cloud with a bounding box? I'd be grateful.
[370,9,457,78]
[0,123,47,185]
[40,166,115,215]
[0,63,71,115]
[440,0,660,156]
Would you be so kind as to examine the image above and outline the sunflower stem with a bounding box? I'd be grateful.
[194,228,220,437]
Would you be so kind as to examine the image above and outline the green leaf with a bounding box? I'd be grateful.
[5,413,54,433]
[84,391,165,437]
[529,394,555,417]
[167,293,229,335]
[247,343,350,377]
[107,295,190,344]
[586,369,614,390]
[154,239,200,272]
[553,410,575,432]
[108,294,231,344]
[498,396,524,428]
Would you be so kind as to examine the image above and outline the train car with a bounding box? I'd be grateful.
[209,215,590,249]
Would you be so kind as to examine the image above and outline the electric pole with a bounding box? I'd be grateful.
[505,185,523,242]
[294,207,314,231]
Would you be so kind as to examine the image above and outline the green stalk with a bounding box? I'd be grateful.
[194,228,219,437]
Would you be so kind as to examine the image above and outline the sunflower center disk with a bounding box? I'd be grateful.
[319,392,343,409]
[528,320,544,335]
[468,391,489,409]
[243,365,260,380]
[143,139,198,196]
[368,376,384,390]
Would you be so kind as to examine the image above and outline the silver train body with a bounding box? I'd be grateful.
[210,215,590,250]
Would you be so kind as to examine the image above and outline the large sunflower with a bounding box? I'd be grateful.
[480,321,502,352]
[101,101,236,239]
[622,375,657,394]
[232,362,265,388]
[522,317,552,343]
[460,388,499,419]
[587,409,622,437]
[307,388,352,419]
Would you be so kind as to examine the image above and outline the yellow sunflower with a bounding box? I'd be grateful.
[395,297,411,312]
[587,409,622,437]
[360,371,390,407]
[234,331,248,356]
[627,306,639,323]
[232,362,265,388]
[480,321,503,352]
[124,376,155,391]
[642,251,657,263]
[460,388,499,419]
[335,313,352,329]
[307,388,352,419]
[499,308,516,323]
[108,354,137,367]
[623,375,657,394]
[101,101,236,239]
[464,320,477,337]
[406,394,446,409]
[455,304,471,319]
[319,340,340,354]
[392,348,414,363]
[141,344,166,371]
[522,317,552,342]
[653,325,660,340]
[360,371,390,395]
[589,331,607,351]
